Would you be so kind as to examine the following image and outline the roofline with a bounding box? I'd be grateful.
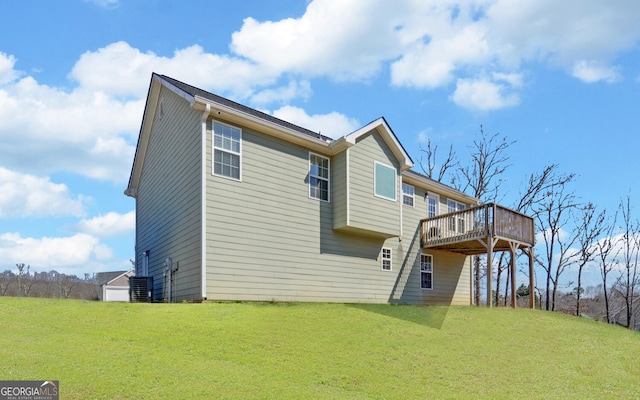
[125,74,458,199]
[104,269,135,286]
[343,117,414,170]
[402,169,479,205]
[190,96,334,153]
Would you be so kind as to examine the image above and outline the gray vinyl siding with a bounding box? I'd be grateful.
[334,129,401,237]
[203,120,470,304]
[332,150,347,228]
[390,183,472,305]
[135,87,202,301]
[205,121,400,303]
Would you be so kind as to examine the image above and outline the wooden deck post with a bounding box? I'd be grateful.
[509,243,517,308]
[528,248,535,309]
[486,238,493,308]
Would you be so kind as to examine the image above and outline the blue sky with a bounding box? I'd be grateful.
[0,0,638,288]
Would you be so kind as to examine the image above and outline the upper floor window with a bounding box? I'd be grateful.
[374,161,397,201]
[213,121,241,180]
[402,183,414,207]
[309,153,330,201]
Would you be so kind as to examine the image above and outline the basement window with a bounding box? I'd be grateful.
[420,254,433,290]
[381,248,392,271]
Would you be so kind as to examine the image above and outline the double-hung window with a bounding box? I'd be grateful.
[402,183,414,207]
[213,121,241,180]
[420,254,433,290]
[381,248,392,271]
[309,153,330,201]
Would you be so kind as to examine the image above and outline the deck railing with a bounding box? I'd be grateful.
[420,203,535,248]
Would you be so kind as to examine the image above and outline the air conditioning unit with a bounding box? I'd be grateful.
[129,276,153,302]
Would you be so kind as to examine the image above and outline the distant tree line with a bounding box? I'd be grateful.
[421,126,639,330]
[0,263,100,300]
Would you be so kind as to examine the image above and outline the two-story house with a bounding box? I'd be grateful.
[125,73,535,305]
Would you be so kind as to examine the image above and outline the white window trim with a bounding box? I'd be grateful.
[309,152,330,202]
[381,247,392,271]
[420,253,433,290]
[402,183,414,207]
[373,161,397,201]
[212,120,242,181]
[447,199,466,234]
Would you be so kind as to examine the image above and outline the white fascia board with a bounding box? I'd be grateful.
[344,118,414,170]
[125,79,164,198]
[192,97,334,154]
[155,74,196,106]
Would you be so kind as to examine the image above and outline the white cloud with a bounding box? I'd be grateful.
[271,106,360,139]
[450,77,520,111]
[231,0,403,81]
[0,232,114,272]
[0,168,87,218]
[82,0,119,9]
[73,211,135,238]
[572,60,622,83]
[251,80,312,105]
[228,0,640,111]
[0,52,19,85]
[391,21,491,88]
[485,0,640,77]
[69,42,274,101]
[0,74,140,182]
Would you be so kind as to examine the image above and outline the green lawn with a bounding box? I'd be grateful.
[0,297,638,399]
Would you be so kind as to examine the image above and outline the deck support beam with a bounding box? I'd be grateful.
[526,248,535,309]
[508,241,518,308]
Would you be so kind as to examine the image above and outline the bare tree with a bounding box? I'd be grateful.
[452,126,515,305]
[574,204,606,316]
[57,274,78,299]
[596,211,618,323]
[0,270,13,295]
[616,194,639,328]
[419,138,457,182]
[16,263,35,297]
[494,164,561,307]
[452,126,514,202]
[533,173,580,311]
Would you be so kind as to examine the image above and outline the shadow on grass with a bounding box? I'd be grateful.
[348,304,450,330]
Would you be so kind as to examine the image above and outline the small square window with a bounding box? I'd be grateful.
[374,162,397,201]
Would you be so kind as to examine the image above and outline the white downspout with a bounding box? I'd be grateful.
[200,104,211,300]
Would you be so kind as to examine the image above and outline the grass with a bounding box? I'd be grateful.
[0,298,638,399]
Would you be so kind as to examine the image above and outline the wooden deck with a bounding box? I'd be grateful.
[420,203,536,308]
[420,203,535,254]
